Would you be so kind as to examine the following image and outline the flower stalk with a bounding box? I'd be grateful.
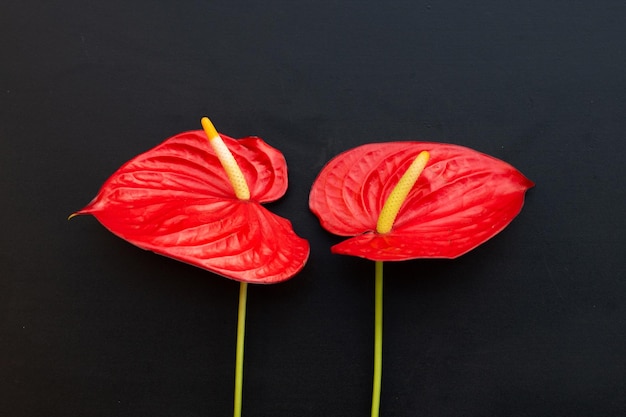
[371,260,384,417]
[233,282,248,417]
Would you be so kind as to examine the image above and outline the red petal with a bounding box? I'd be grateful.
[90,130,288,203]
[75,130,308,283]
[309,142,533,260]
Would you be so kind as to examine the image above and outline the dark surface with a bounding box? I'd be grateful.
[2,1,625,416]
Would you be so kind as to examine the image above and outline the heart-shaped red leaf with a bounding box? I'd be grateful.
[309,142,533,260]
[74,130,309,283]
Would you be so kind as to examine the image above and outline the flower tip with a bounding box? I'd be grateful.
[201,117,220,140]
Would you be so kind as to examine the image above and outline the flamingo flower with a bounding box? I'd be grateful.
[310,141,533,260]
[71,118,309,417]
[71,118,309,283]
[309,141,533,416]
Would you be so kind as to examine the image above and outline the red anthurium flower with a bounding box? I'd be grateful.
[310,141,533,417]
[72,119,309,283]
[309,141,534,260]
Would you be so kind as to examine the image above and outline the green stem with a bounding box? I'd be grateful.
[234,282,248,417]
[371,261,384,417]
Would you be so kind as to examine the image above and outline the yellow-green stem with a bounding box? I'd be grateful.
[233,282,248,417]
[371,261,384,417]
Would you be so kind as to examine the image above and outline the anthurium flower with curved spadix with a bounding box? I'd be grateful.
[309,141,533,417]
[309,141,534,260]
[71,118,309,283]
[72,117,309,417]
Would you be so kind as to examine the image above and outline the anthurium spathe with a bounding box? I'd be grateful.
[309,141,534,260]
[71,120,309,283]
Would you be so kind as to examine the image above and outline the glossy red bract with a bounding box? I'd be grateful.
[74,130,309,283]
[309,142,533,261]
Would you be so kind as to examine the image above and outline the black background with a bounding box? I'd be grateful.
[2,1,625,416]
